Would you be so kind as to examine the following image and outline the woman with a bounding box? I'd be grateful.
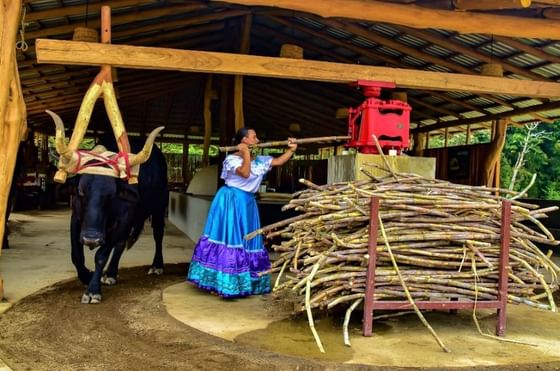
[187,127,297,298]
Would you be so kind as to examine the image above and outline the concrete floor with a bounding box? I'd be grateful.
[2,209,560,369]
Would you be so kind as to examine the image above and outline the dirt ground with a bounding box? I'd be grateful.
[0,264,325,371]
[2,210,560,370]
[0,264,559,370]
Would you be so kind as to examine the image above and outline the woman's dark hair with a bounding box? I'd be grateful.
[232,127,253,145]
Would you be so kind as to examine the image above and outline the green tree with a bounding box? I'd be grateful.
[501,121,560,199]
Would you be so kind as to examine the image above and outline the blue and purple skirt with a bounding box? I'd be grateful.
[187,185,271,298]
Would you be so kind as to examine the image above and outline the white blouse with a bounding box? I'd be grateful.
[221,154,274,193]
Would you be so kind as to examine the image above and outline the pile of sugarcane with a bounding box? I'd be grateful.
[247,167,560,352]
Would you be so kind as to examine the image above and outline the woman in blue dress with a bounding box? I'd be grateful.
[187,127,297,298]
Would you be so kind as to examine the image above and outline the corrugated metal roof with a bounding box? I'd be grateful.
[531,65,560,79]
[369,24,400,38]
[449,54,480,67]
[19,0,560,136]
[401,55,427,67]
[424,64,453,73]
[423,44,454,58]
[375,46,403,58]
[351,36,378,49]
[478,42,516,58]
[396,34,427,49]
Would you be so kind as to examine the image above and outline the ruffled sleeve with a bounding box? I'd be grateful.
[221,155,243,180]
[252,155,274,176]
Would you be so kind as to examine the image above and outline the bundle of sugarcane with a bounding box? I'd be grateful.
[247,168,560,352]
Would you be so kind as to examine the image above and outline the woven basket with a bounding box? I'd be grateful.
[480,63,503,77]
[280,44,304,59]
[72,27,99,43]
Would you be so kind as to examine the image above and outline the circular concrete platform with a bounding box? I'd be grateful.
[164,282,560,368]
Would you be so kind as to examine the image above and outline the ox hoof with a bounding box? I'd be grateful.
[101,276,117,286]
[81,293,102,304]
[148,267,164,276]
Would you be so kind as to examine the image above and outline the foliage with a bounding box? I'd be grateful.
[428,129,491,148]
[500,120,560,200]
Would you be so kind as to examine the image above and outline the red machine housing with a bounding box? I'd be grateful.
[346,80,411,154]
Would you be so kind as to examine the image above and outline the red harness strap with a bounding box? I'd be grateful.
[73,150,132,180]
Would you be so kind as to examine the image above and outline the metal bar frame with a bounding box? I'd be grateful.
[363,197,511,337]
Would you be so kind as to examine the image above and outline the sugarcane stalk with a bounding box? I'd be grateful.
[218,135,351,152]
[343,297,363,347]
[378,215,450,353]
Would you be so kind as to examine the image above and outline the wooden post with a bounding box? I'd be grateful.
[182,137,189,185]
[0,0,26,300]
[234,14,252,132]
[480,64,507,187]
[202,75,214,167]
[0,1,25,301]
[412,132,426,156]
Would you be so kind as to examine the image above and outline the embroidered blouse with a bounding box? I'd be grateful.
[221,154,274,193]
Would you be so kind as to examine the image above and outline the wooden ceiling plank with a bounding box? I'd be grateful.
[259,16,527,113]
[111,9,249,39]
[492,36,560,64]
[395,25,550,81]
[26,4,208,40]
[212,0,560,39]
[245,89,340,130]
[318,18,475,75]
[252,29,483,116]
[413,100,560,132]
[25,1,157,22]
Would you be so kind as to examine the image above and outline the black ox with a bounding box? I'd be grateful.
[70,139,168,304]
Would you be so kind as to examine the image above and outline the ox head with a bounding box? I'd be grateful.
[76,172,140,249]
[45,110,164,182]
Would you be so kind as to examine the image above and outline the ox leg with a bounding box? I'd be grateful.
[71,216,92,285]
[102,241,126,285]
[82,246,112,304]
[148,212,164,275]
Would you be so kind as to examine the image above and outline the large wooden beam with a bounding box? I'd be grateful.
[213,0,560,40]
[36,39,560,98]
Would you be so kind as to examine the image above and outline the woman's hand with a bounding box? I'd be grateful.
[237,143,250,156]
[287,137,298,152]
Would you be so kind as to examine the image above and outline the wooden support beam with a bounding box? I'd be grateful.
[234,14,252,131]
[35,39,560,98]
[413,100,560,133]
[213,0,560,39]
[0,0,25,300]
[202,75,214,166]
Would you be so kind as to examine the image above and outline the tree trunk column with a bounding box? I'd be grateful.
[0,0,26,301]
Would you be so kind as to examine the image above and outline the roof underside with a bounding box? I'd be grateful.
[19,0,560,142]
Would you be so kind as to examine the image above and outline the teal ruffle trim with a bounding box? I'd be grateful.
[187,261,271,298]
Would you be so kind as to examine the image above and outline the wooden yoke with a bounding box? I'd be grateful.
[50,6,162,185]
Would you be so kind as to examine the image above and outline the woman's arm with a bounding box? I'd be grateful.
[271,138,298,167]
[235,143,252,178]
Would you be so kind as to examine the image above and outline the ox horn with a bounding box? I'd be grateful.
[45,110,71,159]
[129,126,165,166]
